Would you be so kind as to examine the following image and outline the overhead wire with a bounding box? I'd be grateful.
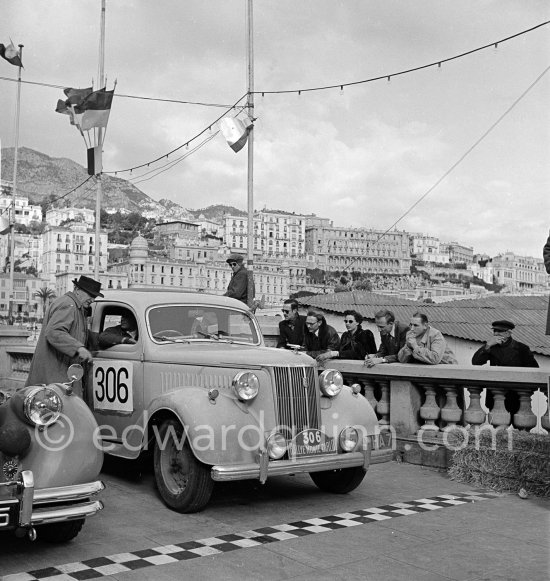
[253,21,550,95]
[341,63,550,273]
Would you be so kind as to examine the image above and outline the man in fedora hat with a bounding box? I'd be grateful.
[26,275,104,390]
[224,253,254,307]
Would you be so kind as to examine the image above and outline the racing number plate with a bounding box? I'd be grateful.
[93,360,133,413]
[289,429,337,459]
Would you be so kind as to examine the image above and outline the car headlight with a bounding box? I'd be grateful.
[232,371,259,401]
[24,386,63,427]
[339,427,359,452]
[319,369,343,397]
[267,432,287,459]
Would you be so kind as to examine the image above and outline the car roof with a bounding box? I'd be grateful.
[96,289,249,310]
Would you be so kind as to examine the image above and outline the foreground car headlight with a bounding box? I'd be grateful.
[339,427,359,452]
[232,371,259,401]
[319,369,343,397]
[24,386,63,427]
[267,432,287,459]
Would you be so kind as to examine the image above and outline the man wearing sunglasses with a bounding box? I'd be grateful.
[224,253,253,306]
[277,299,306,349]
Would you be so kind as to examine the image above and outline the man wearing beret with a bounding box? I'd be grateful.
[224,253,254,306]
[26,275,104,393]
[471,320,539,368]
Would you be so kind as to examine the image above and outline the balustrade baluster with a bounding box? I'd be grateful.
[488,388,510,428]
[464,387,486,427]
[418,381,440,431]
[440,384,462,429]
[361,378,378,415]
[513,388,537,431]
[376,380,390,426]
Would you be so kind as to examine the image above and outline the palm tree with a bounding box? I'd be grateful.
[34,287,56,320]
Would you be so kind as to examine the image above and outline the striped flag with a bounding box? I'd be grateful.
[220,116,253,153]
[0,41,22,67]
[74,88,114,131]
[55,87,93,125]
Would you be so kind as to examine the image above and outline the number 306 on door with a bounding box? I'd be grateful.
[93,361,134,413]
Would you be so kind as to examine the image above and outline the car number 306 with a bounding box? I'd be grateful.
[92,361,134,413]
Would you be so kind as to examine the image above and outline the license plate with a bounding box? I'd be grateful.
[373,431,393,450]
[289,429,337,459]
[0,502,19,529]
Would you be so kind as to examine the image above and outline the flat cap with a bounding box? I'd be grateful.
[226,253,244,263]
[491,320,515,331]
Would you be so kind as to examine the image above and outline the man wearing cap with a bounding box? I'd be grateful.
[224,253,253,306]
[26,275,104,389]
[471,320,539,368]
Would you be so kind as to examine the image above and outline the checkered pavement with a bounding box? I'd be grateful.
[1,490,500,581]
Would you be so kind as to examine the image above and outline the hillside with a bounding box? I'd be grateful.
[0,147,244,221]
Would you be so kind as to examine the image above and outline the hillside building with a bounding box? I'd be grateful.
[41,223,108,286]
[0,181,42,226]
[492,252,548,293]
[306,222,411,275]
[224,211,307,258]
[45,207,95,228]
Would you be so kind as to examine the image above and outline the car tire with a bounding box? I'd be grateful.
[309,466,366,494]
[153,419,214,513]
[37,519,84,543]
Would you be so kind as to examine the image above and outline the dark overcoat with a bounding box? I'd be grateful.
[26,292,90,386]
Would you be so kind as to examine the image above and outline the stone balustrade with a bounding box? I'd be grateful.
[331,361,549,434]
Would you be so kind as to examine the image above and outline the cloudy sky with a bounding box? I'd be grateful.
[1,0,549,258]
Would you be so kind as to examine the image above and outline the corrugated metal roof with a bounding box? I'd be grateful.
[298,292,550,357]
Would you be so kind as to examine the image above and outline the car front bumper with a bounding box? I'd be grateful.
[211,444,371,483]
[0,472,104,530]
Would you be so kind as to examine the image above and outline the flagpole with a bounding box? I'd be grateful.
[246,0,255,309]
[8,44,23,326]
[94,0,106,280]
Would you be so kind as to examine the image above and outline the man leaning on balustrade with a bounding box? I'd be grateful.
[397,312,457,365]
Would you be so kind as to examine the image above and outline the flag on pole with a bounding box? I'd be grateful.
[55,87,93,126]
[0,41,22,67]
[220,116,253,153]
[74,88,114,131]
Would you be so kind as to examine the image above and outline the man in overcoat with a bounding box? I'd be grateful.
[26,275,103,391]
[224,253,254,307]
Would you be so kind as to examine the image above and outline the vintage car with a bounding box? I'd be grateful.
[0,366,104,542]
[88,290,390,513]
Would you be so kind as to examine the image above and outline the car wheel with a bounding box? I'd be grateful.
[309,466,366,494]
[37,519,84,543]
[153,419,214,513]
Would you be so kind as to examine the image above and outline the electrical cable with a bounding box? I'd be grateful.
[254,21,550,95]
[103,93,248,175]
[340,63,550,273]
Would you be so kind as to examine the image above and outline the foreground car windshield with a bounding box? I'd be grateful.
[148,304,260,344]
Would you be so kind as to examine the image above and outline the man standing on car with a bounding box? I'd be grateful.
[26,275,103,391]
[277,299,306,348]
[224,253,254,307]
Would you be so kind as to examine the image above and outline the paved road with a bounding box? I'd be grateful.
[0,460,548,580]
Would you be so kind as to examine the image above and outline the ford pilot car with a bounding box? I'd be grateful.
[88,290,390,513]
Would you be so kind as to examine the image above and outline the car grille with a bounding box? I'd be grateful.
[272,366,321,439]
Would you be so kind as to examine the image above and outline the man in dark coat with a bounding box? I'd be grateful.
[472,320,539,368]
[98,312,138,349]
[544,232,550,335]
[277,299,306,348]
[26,275,103,392]
[365,309,409,366]
[224,253,253,306]
[302,310,340,361]
[472,319,538,415]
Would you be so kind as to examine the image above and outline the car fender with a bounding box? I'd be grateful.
[145,387,265,466]
[319,386,379,443]
[2,392,103,489]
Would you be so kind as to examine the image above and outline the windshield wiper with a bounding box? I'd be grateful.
[152,334,190,343]
[195,330,219,341]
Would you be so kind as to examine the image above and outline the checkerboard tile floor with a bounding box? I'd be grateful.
[1,490,500,581]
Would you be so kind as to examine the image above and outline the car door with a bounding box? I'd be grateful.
[88,302,145,459]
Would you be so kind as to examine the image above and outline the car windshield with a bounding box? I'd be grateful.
[147,305,260,345]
